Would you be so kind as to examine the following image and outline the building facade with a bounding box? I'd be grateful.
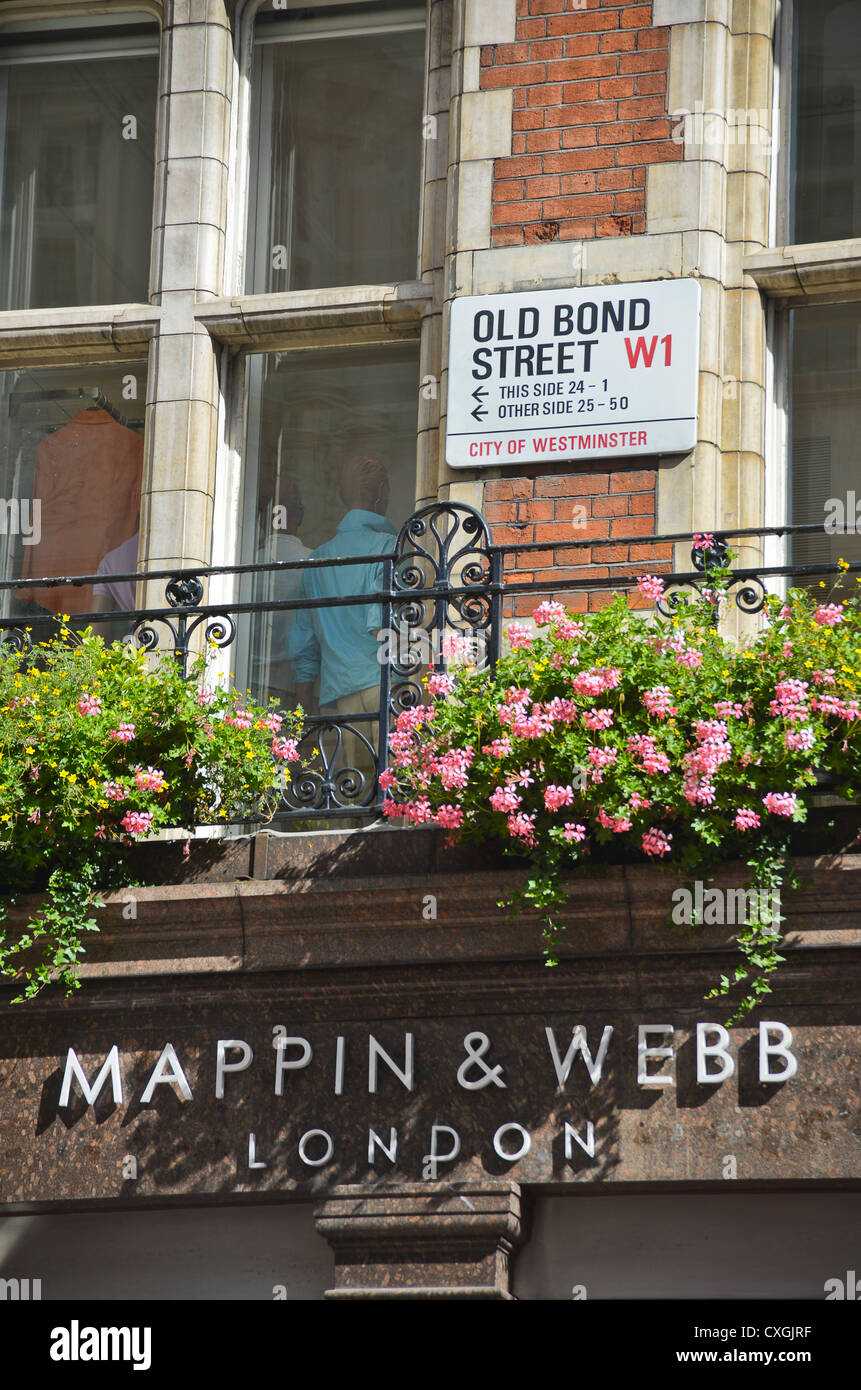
[0,0,860,1301]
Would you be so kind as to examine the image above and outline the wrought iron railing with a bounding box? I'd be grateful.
[1,506,856,823]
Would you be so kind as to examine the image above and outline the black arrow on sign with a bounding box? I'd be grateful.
[471,387,489,422]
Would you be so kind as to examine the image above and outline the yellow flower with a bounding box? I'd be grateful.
[838,558,850,571]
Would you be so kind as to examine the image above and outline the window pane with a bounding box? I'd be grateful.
[794,0,861,243]
[790,302,861,580]
[247,2,425,293]
[241,343,419,710]
[0,364,146,636]
[0,18,158,309]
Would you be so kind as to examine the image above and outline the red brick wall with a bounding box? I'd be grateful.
[481,0,681,247]
[485,466,673,616]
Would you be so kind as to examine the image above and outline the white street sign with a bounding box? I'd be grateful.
[445,278,700,468]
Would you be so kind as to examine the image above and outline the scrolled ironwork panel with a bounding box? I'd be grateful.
[278,719,379,813]
[0,625,34,656]
[392,502,494,702]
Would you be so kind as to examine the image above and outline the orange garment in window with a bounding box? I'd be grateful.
[17,408,143,615]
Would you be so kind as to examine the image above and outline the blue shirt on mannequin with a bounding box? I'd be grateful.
[285,509,397,705]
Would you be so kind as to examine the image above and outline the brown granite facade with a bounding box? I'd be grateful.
[1,824,860,1299]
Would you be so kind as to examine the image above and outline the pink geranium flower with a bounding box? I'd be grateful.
[533,600,567,626]
[762,792,798,818]
[427,672,455,697]
[506,622,533,650]
[482,738,512,759]
[562,823,586,842]
[551,617,585,642]
[225,708,253,729]
[109,723,135,743]
[271,737,299,761]
[734,808,760,830]
[121,810,153,836]
[677,648,703,669]
[77,694,102,716]
[636,574,665,602]
[490,785,521,814]
[642,827,672,857]
[642,686,676,719]
[812,604,844,627]
[544,784,575,811]
[582,707,614,731]
[134,765,167,793]
[784,727,815,752]
[507,811,537,845]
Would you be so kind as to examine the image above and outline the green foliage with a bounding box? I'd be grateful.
[0,626,301,1000]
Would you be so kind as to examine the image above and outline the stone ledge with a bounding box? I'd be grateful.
[4,820,861,988]
[0,304,161,367]
[743,239,861,304]
[194,283,433,351]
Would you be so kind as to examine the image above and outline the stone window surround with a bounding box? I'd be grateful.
[0,0,450,606]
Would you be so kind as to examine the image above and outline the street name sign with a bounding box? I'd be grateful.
[446,277,700,467]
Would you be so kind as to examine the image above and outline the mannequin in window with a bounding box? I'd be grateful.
[286,455,396,802]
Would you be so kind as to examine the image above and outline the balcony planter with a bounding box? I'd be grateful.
[378,561,861,1020]
[0,625,300,1000]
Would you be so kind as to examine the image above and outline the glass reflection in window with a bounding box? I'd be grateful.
[790,302,861,582]
[0,16,158,310]
[241,343,419,712]
[0,364,146,640]
[247,1,425,293]
[794,0,861,244]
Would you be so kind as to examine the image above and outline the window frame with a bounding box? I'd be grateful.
[753,0,861,589]
[206,0,434,691]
